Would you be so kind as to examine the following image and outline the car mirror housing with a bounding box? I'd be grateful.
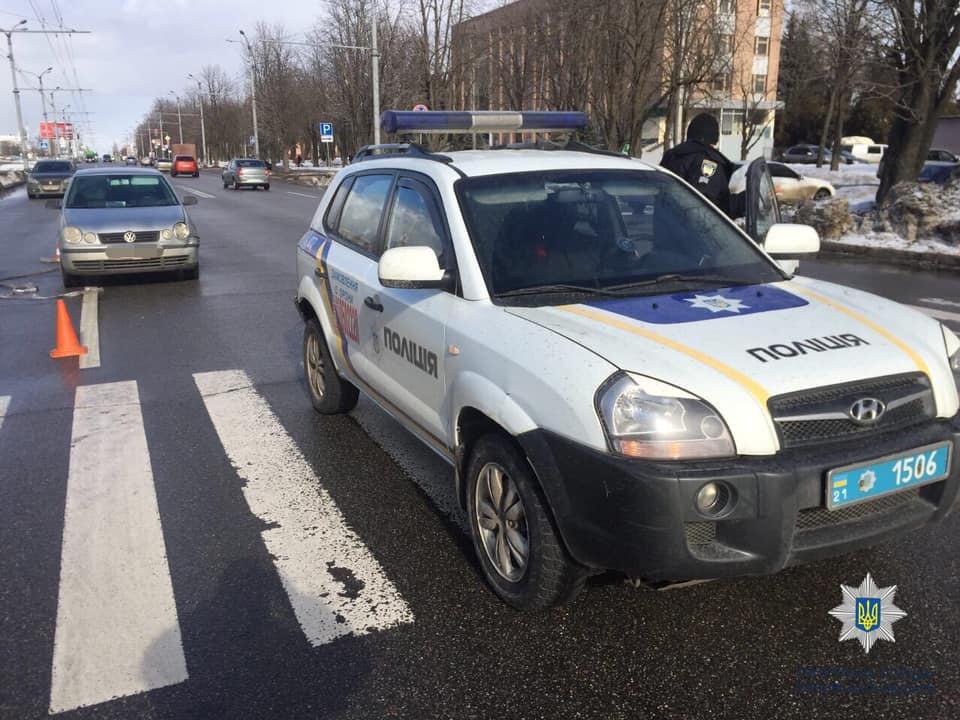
[182,195,198,206]
[378,246,447,289]
[45,199,62,209]
[764,223,820,256]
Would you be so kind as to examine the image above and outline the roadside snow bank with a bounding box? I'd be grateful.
[0,170,26,191]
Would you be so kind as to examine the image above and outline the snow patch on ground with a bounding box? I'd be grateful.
[782,162,960,257]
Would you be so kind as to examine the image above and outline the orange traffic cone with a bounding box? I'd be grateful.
[50,298,88,358]
[54,243,60,263]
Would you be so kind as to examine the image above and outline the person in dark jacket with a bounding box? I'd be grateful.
[661,113,744,219]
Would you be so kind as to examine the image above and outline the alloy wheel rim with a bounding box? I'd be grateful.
[306,334,325,399]
[474,462,529,582]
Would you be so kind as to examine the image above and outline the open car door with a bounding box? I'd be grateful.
[743,158,798,273]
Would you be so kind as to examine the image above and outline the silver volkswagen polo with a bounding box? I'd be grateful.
[51,167,200,287]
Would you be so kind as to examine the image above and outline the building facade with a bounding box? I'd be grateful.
[451,0,784,161]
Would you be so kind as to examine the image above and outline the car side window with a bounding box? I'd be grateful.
[384,180,446,264]
[322,176,354,232]
[334,174,393,256]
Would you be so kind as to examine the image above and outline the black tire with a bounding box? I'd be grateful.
[465,433,587,609]
[264,184,270,191]
[813,188,831,201]
[61,268,81,288]
[182,265,199,281]
[193,172,199,178]
[303,318,359,414]
[27,192,35,199]
[233,180,240,191]
[171,171,177,177]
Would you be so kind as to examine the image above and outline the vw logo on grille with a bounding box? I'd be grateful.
[849,397,886,425]
[123,231,137,243]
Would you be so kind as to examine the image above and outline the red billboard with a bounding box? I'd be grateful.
[39,121,75,139]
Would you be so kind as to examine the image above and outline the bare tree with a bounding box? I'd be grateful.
[875,0,960,202]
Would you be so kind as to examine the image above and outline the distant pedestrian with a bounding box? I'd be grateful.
[661,113,744,219]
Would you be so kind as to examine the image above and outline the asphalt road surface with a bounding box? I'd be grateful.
[1,170,959,720]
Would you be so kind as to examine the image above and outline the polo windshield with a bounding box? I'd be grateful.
[456,169,784,302]
[65,175,179,208]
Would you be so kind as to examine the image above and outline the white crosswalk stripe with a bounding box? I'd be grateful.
[50,381,188,714]
[194,369,413,646]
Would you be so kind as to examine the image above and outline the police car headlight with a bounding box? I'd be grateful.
[943,325,960,388]
[62,226,82,244]
[597,373,735,460]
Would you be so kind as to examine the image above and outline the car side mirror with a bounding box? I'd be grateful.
[182,195,198,206]
[45,199,62,209]
[378,246,449,289]
[764,223,820,256]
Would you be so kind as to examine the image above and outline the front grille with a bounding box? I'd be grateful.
[98,231,160,244]
[779,399,928,445]
[769,373,933,448]
[73,255,190,271]
[795,488,920,532]
[685,521,717,547]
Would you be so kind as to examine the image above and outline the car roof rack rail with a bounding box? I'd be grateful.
[352,143,454,165]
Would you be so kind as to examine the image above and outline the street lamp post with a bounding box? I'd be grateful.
[239,30,260,158]
[61,105,72,158]
[3,20,29,167]
[22,65,53,155]
[187,73,209,167]
[169,90,183,144]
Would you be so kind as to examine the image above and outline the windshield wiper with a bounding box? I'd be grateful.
[604,274,750,293]
[495,283,621,299]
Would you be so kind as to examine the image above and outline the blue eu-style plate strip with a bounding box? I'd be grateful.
[583,284,808,324]
[827,442,951,509]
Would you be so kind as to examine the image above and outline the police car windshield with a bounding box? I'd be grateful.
[456,169,784,302]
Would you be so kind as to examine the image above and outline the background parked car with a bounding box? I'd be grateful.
[171,155,199,177]
[876,148,960,179]
[26,159,76,199]
[730,161,835,203]
[927,148,959,163]
[780,144,857,164]
[841,143,887,163]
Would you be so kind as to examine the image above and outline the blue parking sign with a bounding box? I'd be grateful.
[320,122,333,136]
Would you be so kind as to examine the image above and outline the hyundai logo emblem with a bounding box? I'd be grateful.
[124,231,136,243]
[849,397,885,425]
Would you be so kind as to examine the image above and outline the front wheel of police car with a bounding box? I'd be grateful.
[303,318,359,414]
[466,433,588,609]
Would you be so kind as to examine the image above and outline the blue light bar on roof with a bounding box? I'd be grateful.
[380,110,588,135]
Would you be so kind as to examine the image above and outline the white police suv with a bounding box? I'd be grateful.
[295,111,960,609]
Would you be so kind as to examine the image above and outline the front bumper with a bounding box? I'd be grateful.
[28,182,66,196]
[519,417,960,581]
[61,243,198,275]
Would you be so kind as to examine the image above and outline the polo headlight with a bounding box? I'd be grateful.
[944,325,960,389]
[160,228,173,241]
[62,226,82,244]
[173,222,190,240]
[82,232,97,244]
[597,373,735,460]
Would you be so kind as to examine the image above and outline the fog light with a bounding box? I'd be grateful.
[696,483,719,512]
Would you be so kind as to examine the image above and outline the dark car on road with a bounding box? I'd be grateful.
[26,160,75,199]
[780,144,857,165]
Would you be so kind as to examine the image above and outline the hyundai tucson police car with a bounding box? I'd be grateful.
[295,111,960,609]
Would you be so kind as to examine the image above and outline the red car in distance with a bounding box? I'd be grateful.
[171,155,199,177]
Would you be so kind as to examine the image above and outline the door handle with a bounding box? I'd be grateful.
[364,296,383,312]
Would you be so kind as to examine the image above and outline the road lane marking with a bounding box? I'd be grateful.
[0,395,8,431]
[194,369,413,645]
[78,288,100,370]
[908,304,960,325]
[50,381,187,714]
[919,297,960,310]
[176,185,216,199]
[287,191,320,199]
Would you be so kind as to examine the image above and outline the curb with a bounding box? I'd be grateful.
[818,240,960,271]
